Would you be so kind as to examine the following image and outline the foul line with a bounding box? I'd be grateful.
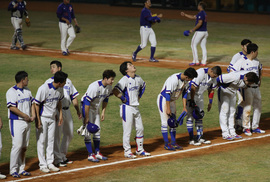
[10,134,270,182]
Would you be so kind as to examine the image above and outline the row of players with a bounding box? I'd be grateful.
[0,40,263,179]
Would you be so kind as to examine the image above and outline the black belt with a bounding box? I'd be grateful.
[62,107,69,110]
[142,25,151,28]
[247,86,258,88]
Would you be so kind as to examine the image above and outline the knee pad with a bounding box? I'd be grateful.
[16,28,22,36]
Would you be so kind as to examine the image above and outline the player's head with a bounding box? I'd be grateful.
[103,70,116,86]
[120,61,136,75]
[183,67,198,81]
[241,39,252,54]
[246,43,258,58]
[209,66,222,78]
[198,1,207,10]
[144,0,151,8]
[54,71,68,87]
[244,72,259,85]
[50,60,62,74]
[15,71,28,86]
[63,0,70,4]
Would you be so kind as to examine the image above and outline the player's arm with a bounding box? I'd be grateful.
[9,106,31,122]
[207,89,214,112]
[101,99,108,121]
[57,101,63,126]
[34,103,42,129]
[112,87,126,103]
[190,20,203,33]
[83,104,90,125]
[30,103,36,121]
[72,98,82,119]
[182,88,188,113]
[180,12,196,19]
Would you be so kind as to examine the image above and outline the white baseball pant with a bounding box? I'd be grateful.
[59,22,76,52]
[191,31,208,64]
[84,108,101,143]
[140,26,157,49]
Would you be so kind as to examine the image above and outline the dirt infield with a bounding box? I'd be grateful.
[1,2,270,181]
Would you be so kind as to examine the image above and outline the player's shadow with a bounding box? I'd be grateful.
[156,51,177,59]
[26,42,46,47]
[207,55,227,64]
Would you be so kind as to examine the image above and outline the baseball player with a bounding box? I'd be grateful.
[34,71,67,173]
[181,1,208,66]
[8,0,29,50]
[157,67,198,150]
[228,39,252,131]
[0,117,7,179]
[45,60,81,167]
[217,71,259,140]
[81,70,116,162]
[6,71,35,178]
[186,66,221,145]
[56,0,79,56]
[231,43,264,136]
[132,0,163,62]
[113,61,150,159]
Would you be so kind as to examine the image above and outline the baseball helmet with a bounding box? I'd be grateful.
[87,122,100,133]
[183,30,190,36]
[167,113,178,128]
[192,106,205,120]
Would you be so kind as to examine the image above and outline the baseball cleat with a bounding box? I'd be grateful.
[252,128,265,134]
[0,173,6,179]
[19,171,31,176]
[164,143,176,151]
[195,63,200,66]
[149,58,159,62]
[62,51,68,56]
[64,159,73,164]
[66,49,70,54]
[232,135,243,139]
[132,52,137,62]
[48,164,60,172]
[200,63,207,66]
[244,129,252,136]
[198,138,211,144]
[88,154,100,162]
[58,162,67,167]
[222,136,234,140]
[136,150,151,156]
[124,153,137,159]
[189,63,196,66]
[170,143,183,150]
[189,140,201,146]
[10,46,20,50]
[40,167,50,173]
[11,172,20,178]
[95,151,108,160]
[21,45,27,50]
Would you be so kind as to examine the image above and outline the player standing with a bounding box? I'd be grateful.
[81,70,116,162]
[8,0,29,50]
[35,71,67,173]
[6,71,35,178]
[186,66,221,145]
[0,117,7,179]
[181,1,208,66]
[113,61,150,158]
[45,60,81,167]
[157,68,197,150]
[132,0,163,62]
[56,0,79,56]
[231,43,264,136]
[217,71,259,140]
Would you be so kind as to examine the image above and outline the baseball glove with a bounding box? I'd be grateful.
[183,30,190,36]
[75,25,81,33]
[25,16,30,27]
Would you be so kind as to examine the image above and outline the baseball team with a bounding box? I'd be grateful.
[2,0,265,179]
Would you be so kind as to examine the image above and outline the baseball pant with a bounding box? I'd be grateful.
[140,26,157,49]
[54,109,74,164]
[59,22,76,52]
[0,130,2,158]
[36,117,56,168]
[9,119,30,174]
[218,88,237,138]
[191,31,208,64]
[241,87,261,130]
[84,108,101,146]
[120,104,144,155]
[10,17,24,47]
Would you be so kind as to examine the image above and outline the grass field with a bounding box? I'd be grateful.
[1,7,270,181]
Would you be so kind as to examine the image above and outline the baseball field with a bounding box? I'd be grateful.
[0,2,270,181]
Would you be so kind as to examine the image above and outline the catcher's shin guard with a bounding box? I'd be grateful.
[16,28,24,46]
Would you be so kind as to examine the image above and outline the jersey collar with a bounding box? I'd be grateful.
[98,80,106,88]
[13,85,24,92]
[48,82,57,90]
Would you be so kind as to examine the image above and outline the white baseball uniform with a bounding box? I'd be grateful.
[231,57,262,130]
[114,74,146,155]
[45,77,79,164]
[186,68,217,140]
[217,71,249,138]
[34,82,64,169]
[81,80,112,154]
[6,85,34,174]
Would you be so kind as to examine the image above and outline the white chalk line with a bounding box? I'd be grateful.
[10,134,270,182]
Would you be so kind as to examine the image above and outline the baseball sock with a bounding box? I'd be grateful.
[236,105,243,120]
[85,141,93,154]
[195,120,203,140]
[170,129,177,144]
[134,45,142,54]
[150,46,156,59]
[187,120,194,140]
[93,139,100,153]
[161,126,169,144]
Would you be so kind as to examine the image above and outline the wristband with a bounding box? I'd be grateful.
[120,95,126,102]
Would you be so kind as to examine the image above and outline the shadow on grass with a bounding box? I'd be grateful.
[207,55,227,64]
[27,42,46,47]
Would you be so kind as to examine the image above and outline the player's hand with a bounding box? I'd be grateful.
[101,114,105,121]
[58,118,63,126]
[36,122,42,129]
[207,103,212,112]
[180,12,185,16]
[158,14,163,18]
[29,116,35,122]
[14,3,18,8]
[77,111,82,119]
[66,20,70,25]
[166,107,171,116]
[182,107,188,113]
[23,115,31,122]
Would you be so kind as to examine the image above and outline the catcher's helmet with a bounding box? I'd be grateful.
[192,106,205,120]
[167,113,178,128]
[87,122,100,133]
